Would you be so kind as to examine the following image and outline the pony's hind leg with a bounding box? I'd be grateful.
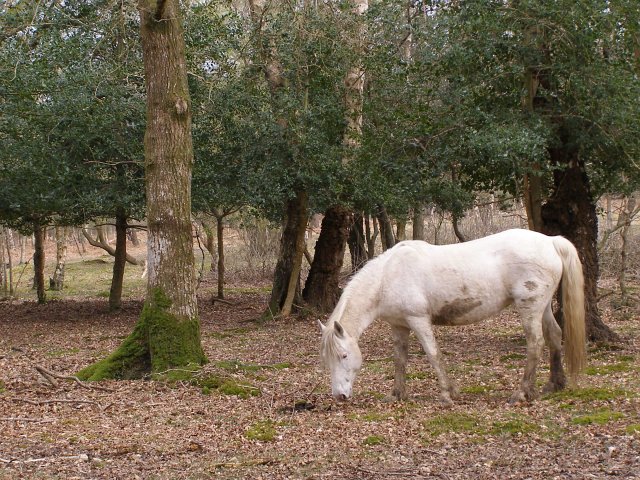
[389,325,410,401]
[510,310,545,404]
[542,303,566,393]
[406,317,456,406]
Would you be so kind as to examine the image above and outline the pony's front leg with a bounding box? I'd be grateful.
[389,325,410,401]
[407,317,456,406]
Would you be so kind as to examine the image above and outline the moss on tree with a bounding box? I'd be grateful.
[77,288,207,381]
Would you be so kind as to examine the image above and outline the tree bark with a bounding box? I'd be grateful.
[618,193,638,304]
[109,212,128,311]
[214,211,225,299]
[264,190,309,319]
[377,205,395,251]
[541,132,619,343]
[412,206,424,240]
[50,226,67,291]
[366,213,378,258]
[452,213,466,243]
[303,205,353,312]
[281,192,309,317]
[78,0,206,380]
[347,211,367,271]
[33,221,46,304]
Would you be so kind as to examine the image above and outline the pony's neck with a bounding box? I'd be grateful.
[334,292,377,340]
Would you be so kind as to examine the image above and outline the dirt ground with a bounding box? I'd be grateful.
[1,277,639,479]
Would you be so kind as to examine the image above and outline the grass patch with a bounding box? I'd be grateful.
[350,411,397,422]
[461,384,494,395]
[543,387,632,402]
[8,257,146,301]
[571,409,625,426]
[192,374,260,398]
[424,412,547,438]
[585,362,635,375]
[423,413,484,436]
[363,435,385,446]
[490,417,540,435]
[214,359,291,372]
[46,347,80,358]
[245,420,277,442]
[0,379,5,393]
[625,424,640,435]
[500,353,526,362]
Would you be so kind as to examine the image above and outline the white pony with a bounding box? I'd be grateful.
[319,229,586,405]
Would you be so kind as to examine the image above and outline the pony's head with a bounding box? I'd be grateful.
[318,320,362,401]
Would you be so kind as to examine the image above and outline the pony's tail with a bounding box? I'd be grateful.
[552,236,587,383]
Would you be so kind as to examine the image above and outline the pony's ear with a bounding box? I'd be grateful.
[334,321,345,338]
[317,319,327,333]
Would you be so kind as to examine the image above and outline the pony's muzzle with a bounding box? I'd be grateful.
[333,393,349,402]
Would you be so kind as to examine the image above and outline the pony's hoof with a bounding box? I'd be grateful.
[542,381,565,394]
[508,391,527,405]
[440,392,455,407]
[542,382,564,395]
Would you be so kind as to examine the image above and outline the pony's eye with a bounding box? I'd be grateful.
[341,353,348,359]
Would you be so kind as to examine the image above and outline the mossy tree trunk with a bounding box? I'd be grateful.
[78,0,206,380]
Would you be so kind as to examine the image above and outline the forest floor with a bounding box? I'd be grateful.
[1,271,639,479]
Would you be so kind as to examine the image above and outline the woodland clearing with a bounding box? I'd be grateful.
[0,239,639,479]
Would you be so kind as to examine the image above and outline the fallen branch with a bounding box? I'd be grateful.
[211,457,275,468]
[34,365,114,392]
[0,417,55,423]
[11,397,100,407]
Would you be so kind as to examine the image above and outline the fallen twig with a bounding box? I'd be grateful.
[34,365,114,392]
[11,397,100,407]
[0,417,55,423]
[211,457,275,468]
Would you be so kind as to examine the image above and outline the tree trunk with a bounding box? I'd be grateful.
[541,134,619,343]
[377,205,395,251]
[303,205,353,312]
[412,206,424,241]
[78,0,206,380]
[50,226,67,291]
[109,212,128,311]
[348,211,367,271]
[618,193,638,304]
[366,213,378,258]
[215,213,225,299]
[201,220,217,273]
[264,190,309,319]
[452,214,466,243]
[2,228,14,296]
[282,192,309,317]
[1,229,8,297]
[33,221,46,304]
[396,218,407,241]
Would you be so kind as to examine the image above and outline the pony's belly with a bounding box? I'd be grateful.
[431,296,511,326]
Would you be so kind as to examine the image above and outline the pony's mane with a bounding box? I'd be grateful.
[319,250,391,365]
